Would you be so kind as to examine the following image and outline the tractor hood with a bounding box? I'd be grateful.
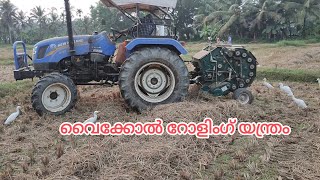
[34,35,92,53]
[33,35,92,61]
[32,31,116,62]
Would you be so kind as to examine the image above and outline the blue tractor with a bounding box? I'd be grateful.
[13,0,257,116]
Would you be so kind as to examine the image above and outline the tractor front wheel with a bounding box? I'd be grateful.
[31,73,78,116]
[119,47,189,111]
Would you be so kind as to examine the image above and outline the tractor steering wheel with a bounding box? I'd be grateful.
[110,27,128,41]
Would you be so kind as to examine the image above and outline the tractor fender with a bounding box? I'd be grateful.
[126,38,188,55]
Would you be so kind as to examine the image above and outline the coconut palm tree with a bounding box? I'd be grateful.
[81,15,91,34]
[76,9,83,18]
[197,0,241,38]
[240,0,285,40]
[48,7,60,37]
[15,10,28,40]
[282,0,320,36]
[0,0,17,43]
[30,6,47,39]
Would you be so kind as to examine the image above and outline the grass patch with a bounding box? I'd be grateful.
[259,167,278,180]
[0,80,34,98]
[183,42,207,62]
[0,43,33,48]
[0,59,14,65]
[216,154,232,162]
[257,68,320,82]
[276,40,306,47]
[305,38,320,44]
[0,44,33,64]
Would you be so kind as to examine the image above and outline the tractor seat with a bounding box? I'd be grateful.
[131,14,156,37]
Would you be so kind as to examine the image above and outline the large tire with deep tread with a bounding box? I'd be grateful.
[31,73,78,116]
[119,47,189,112]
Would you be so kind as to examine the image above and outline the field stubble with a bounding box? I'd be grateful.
[0,43,320,179]
[0,81,319,179]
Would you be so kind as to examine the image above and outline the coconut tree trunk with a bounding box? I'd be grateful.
[302,11,307,37]
[8,26,12,44]
[217,14,238,38]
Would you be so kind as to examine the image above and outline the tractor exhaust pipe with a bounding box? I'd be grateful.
[64,0,75,54]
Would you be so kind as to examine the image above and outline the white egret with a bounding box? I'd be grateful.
[279,83,294,97]
[263,78,274,89]
[292,96,307,109]
[292,96,309,116]
[83,111,100,124]
[3,106,22,125]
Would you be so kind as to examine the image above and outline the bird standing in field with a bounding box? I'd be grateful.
[83,111,100,124]
[263,78,274,89]
[292,96,307,109]
[292,96,308,116]
[279,83,294,97]
[3,106,22,125]
[317,78,320,88]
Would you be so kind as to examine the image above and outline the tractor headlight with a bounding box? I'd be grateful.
[33,46,37,59]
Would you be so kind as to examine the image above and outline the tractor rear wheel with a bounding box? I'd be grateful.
[31,73,78,116]
[119,47,189,111]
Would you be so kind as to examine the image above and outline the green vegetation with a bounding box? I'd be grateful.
[0,59,13,65]
[276,40,306,47]
[0,44,32,65]
[257,68,320,83]
[1,0,320,44]
[0,80,34,98]
[276,37,320,46]
[259,167,278,180]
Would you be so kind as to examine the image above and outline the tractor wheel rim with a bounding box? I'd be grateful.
[41,83,72,112]
[135,62,175,103]
[238,93,250,105]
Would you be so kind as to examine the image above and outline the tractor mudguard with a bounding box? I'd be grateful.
[126,38,188,55]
